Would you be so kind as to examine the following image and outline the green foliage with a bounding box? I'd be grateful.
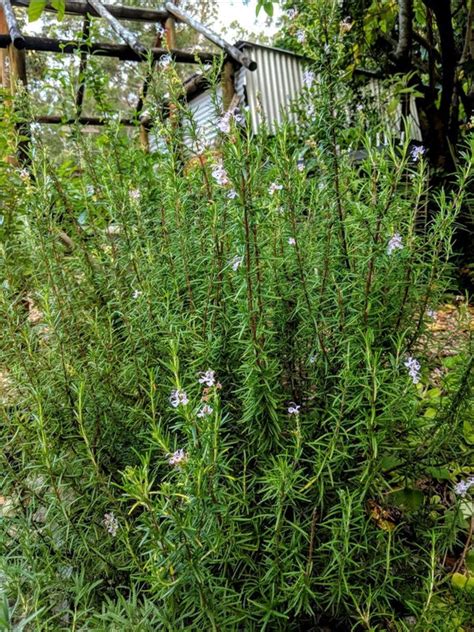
[0,60,473,631]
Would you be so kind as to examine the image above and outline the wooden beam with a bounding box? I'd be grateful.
[83,0,146,56]
[34,115,139,126]
[0,0,24,49]
[10,0,169,22]
[165,2,257,70]
[221,60,235,110]
[0,34,219,64]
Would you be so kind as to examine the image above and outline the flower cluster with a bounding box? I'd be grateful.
[268,182,283,195]
[454,476,474,497]
[197,404,213,418]
[296,29,306,44]
[387,232,404,255]
[159,54,172,69]
[198,369,216,387]
[410,145,425,162]
[231,255,243,271]
[217,108,245,134]
[169,389,189,408]
[303,70,315,89]
[404,356,421,384]
[212,162,229,186]
[168,448,187,467]
[103,512,119,536]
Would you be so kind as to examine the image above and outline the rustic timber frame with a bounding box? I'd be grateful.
[0,0,257,163]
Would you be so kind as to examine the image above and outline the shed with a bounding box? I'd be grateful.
[180,41,308,153]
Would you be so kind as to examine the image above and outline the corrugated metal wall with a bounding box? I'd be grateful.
[242,44,306,134]
[182,86,223,152]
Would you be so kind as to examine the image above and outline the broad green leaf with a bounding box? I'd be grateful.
[389,488,424,513]
[451,572,474,592]
[425,466,450,481]
[28,0,46,22]
[51,0,66,20]
[466,550,474,573]
[424,407,437,419]
[463,420,474,445]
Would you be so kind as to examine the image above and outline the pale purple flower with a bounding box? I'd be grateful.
[387,232,403,255]
[288,403,301,415]
[426,308,437,319]
[296,29,306,43]
[156,23,166,37]
[324,43,331,55]
[286,7,298,19]
[198,369,216,387]
[288,237,296,246]
[454,477,474,497]
[212,163,229,186]
[268,182,283,195]
[404,356,421,384]
[309,354,317,364]
[168,448,187,467]
[356,103,364,112]
[411,145,425,162]
[303,70,315,88]
[227,189,238,199]
[19,168,30,180]
[169,389,189,408]
[297,159,305,172]
[129,189,140,201]
[218,112,231,134]
[197,404,213,418]
[103,512,119,536]
[231,255,243,271]
[159,54,172,69]
[132,289,142,299]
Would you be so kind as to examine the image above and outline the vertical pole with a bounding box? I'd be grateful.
[222,60,235,110]
[0,4,30,166]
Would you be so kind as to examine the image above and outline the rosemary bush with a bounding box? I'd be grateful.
[0,68,473,630]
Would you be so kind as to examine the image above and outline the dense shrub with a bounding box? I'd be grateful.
[0,69,473,630]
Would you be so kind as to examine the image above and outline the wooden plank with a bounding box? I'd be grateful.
[0,34,219,64]
[84,0,147,56]
[0,0,24,49]
[165,2,257,70]
[10,0,169,22]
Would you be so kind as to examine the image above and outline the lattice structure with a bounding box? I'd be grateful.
[0,0,257,162]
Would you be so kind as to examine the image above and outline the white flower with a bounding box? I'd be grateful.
[227,189,238,199]
[288,237,296,246]
[231,255,243,271]
[286,8,298,19]
[454,477,474,497]
[356,103,364,112]
[103,512,119,536]
[211,163,229,186]
[168,448,187,467]
[268,182,283,195]
[387,232,403,255]
[159,54,172,69]
[169,389,189,408]
[410,145,425,161]
[197,404,213,418]
[132,289,142,299]
[426,308,437,319]
[404,356,421,384]
[288,403,301,415]
[303,70,315,88]
[19,168,30,180]
[156,23,166,37]
[309,354,317,364]
[324,43,331,55]
[296,29,306,43]
[198,369,216,387]
[129,189,140,201]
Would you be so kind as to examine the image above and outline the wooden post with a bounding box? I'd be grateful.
[222,61,235,110]
[0,3,30,165]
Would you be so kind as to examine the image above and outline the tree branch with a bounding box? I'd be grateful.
[394,0,413,68]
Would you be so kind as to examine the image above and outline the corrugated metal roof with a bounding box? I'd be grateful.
[182,86,223,152]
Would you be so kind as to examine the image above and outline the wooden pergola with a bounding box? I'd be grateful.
[0,0,257,163]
